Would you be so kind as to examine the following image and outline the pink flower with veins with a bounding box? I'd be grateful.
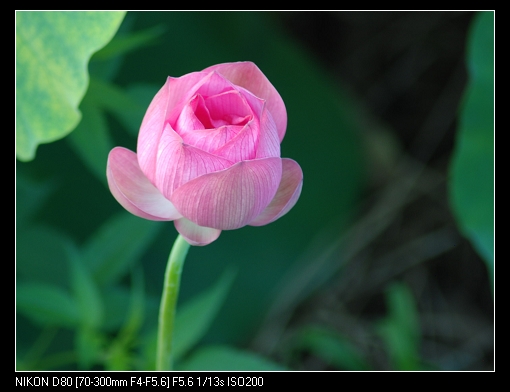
[107,62,303,246]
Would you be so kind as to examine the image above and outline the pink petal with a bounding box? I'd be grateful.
[249,158,303,226]
[180,125,243,154]
[211,120,258,161]
[254,105,280,159]
[174,218,221,246]
[203,62,287,141]
[175,94,207,133]
[165,72,222,122]
[107,147,182,221]
[138,72,214,183]
[154,123,234,199]
[137,80,170,185]
[204,90,252,127]
[235,85,265,116]
[171,158,283,230]
[232,87,280,159]
[193,71,236,98]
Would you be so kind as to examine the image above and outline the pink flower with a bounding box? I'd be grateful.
[107,62,303,246]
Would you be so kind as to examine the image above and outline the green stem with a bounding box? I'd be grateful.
[156,234,190,370]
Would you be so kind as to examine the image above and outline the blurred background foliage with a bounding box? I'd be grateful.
[16,11,493,371]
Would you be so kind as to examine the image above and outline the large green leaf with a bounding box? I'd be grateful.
[449,12,494,284]
[16,11,125,161]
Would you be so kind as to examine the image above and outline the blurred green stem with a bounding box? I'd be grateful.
[156,235,190,370]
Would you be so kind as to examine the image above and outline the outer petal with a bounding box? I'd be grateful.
[155,123,234,199]
[137,72,213,184]
[203,62,287,141]
[254,104,280,159]
[174,217,221,246]
[249,158,303,226]
[107,147,182,221]
[171,158,283,230]
[137,80,170,185]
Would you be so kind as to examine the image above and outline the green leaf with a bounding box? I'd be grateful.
[117,269,146,340]
[76,327,104,370]
[376,282,421,370]
[178,345,285,371]
[288,326,370,370]
[16,11,125,161]
[17,283,80,327]
[105,270,146,370]
[82,213,160,286]
[173,271,235,362]
[449,12,494,285]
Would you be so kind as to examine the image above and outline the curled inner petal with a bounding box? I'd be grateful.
[203,90,252,127]
[175,94,208,133]
[202,62,287,141]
